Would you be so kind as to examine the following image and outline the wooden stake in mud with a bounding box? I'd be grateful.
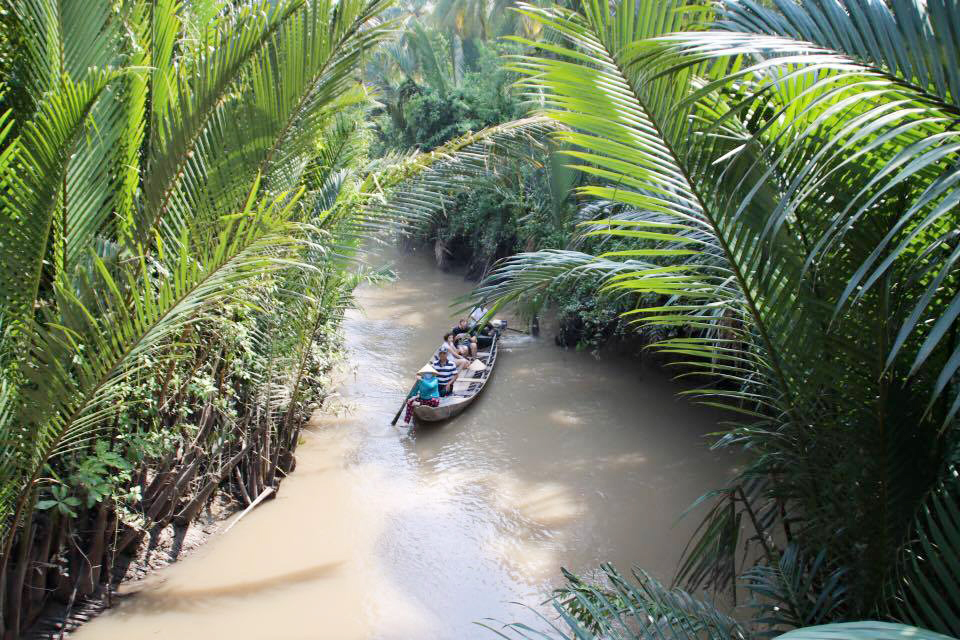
[223,487,275,534]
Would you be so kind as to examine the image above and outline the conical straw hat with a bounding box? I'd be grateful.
[417,364,438,375]
[467,359,487,371]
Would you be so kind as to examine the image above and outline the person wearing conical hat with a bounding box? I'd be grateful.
[404,364,441,424]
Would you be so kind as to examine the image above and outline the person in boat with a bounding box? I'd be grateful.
[404,364,441,424]
[469,301,490,327]
[468,301,496,349]
[443,333,470,367]
[451,318,478,358]
[432,347,460,396]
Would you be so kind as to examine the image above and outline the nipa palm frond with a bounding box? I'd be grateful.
[505,0,814,426]
[0,181,305,555]
[887,452,960,636]
[643,0,960,421]
[0,69,120,342]
[475,0,960,615]
[361,116,557,229]
[481,564,749,640]
[138,0,304,249]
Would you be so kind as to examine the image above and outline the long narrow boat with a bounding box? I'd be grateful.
[413,330,500,422]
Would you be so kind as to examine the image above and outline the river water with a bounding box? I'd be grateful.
[74,245,734,640]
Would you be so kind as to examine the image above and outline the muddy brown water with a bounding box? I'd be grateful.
[74,245,736,640]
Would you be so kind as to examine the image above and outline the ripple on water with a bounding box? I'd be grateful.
[73,245,733,640]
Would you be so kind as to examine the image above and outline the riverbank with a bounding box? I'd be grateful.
[26,495,237,639]
[21,349,342,640]
[70,245,734,640]
[406,236,644,353]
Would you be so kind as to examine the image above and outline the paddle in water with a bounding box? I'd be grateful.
[391,381,419,426]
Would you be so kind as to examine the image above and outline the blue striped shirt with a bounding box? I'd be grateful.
[432,358,458,386]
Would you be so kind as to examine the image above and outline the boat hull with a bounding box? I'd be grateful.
[412,397,473,422]
[411,332,499,423]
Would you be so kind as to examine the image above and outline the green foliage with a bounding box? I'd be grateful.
[67,441,133,509]
[483,564,749,640]
[373,38,524,153]
[488,566,954,639]
[457,0,960,635]
[741,545,849,634]
[0,0,390,522]
[0,15,550,633]
[0,0,464,632]
[36,486,80,518]
[368,23,642,347]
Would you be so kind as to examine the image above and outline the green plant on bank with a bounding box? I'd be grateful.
[368,23,645,348]
[0,0,504,635]
[0,0,558,630]
[483,564,956,640]
[368,33,568,262]
[365,22,532,277]
[424,0,960,636]
[370,34,526,153]
[381,142,655,348]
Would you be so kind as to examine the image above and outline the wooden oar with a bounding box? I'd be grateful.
[391,381,418,426]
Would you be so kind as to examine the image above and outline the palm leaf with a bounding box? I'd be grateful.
[643,0,960,420]
[775,622,957,640]
[0,180,305,552]
[742,544,848,634]
[887,454,960,636]
[362,116,556,229]
[483,564,749,640]
[138,0,303,248]
[0,69,120,339]
[714,0,960,113]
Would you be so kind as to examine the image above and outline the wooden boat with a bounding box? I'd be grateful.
[413,330,500,422]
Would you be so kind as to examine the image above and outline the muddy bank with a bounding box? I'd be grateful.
[25,493,236,639]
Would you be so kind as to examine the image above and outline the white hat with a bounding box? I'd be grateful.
[417,364,438,375]
[467,359,486,371]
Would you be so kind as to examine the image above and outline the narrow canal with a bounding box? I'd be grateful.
[74,245,735,639]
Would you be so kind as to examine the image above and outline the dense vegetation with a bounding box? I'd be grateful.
[367,18,646,348]
[0,0,545,636]
[473,0,960,636]
[0,1,393,634]
[378,0,960,637]
[1,0,958,638]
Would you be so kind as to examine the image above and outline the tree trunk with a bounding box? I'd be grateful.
[234,468,252,507]
[175,445,249,525]
[6,515,35,638]
[79,502,109,596]
[28,513,57,620]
